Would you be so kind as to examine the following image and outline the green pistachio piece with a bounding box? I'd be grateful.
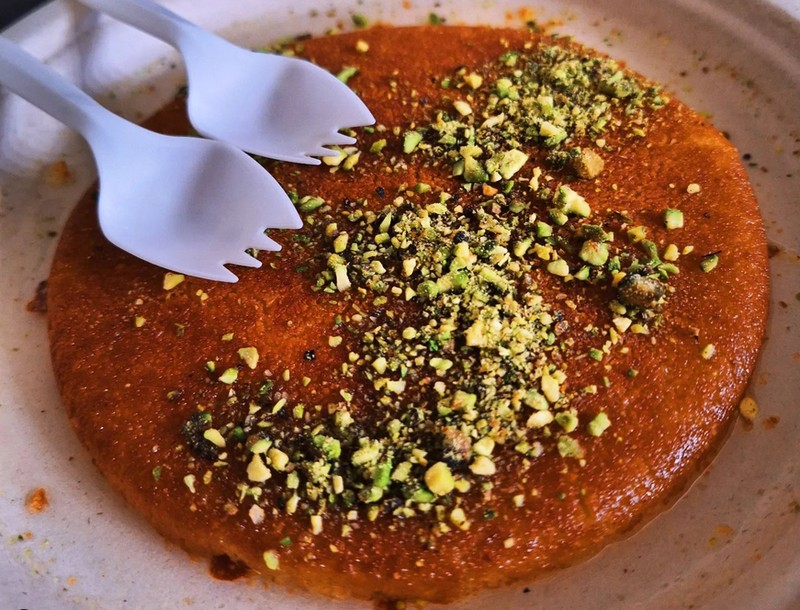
[579,241,609,266]
[403,130,423,153]
[664,208,684,230]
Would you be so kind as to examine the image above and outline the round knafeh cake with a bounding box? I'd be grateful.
[47,26,768,604]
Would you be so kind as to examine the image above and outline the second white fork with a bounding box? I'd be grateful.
[78,0,375,165]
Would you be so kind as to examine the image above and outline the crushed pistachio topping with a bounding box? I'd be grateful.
[170,40,709,533]
[411,43,665,188]
[176,186,677,521]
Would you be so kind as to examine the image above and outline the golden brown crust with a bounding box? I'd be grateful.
[47,26,768,603]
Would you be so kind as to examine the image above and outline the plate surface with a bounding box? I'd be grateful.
[1,1,798,608]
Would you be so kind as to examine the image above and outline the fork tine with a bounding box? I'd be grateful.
[251,233,283,251]
[200,265,240,283]
[308,145,342,158]
[323,132,357,146]
[324,84,376,127]
[282,154,322,166]
[226,251,263,269]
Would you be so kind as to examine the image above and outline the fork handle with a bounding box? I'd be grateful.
[0,36,124,143]
[77,0,218,52]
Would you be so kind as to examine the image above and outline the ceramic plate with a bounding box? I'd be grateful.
[1,1,798,608]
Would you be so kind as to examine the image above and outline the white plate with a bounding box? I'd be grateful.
[1,1,798,608]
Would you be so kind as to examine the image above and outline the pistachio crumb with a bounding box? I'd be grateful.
[425,462,455,495]
[263,550,280,571]
[700,253,719,273]
[351,13,369,27]
[464,72,483,89]
[453,100,473,116]
[370,138,388,154]
[203,428,226,448]
[403,131,423,154]
[663,244,680,261]
[739,396,759,422]
[449,507,470,530]
[587,412,611,436]
[183,474,196,493]
[664,208,684,230]
[268,447,290,471]
[470,456,497,476]
[162,272,185,290]
[237,347,259,370]
[249,504,265,525]
[572,149,605,179]
[218,368,238,384]
[701,343,716,360]
[247,454,271,483]
[336,66,359,84]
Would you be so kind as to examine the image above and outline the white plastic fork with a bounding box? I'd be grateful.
[0,36,301,282]
[78,0,376,164]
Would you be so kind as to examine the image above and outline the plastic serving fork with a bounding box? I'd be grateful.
[0,36,301,282]
[78,0,376,164]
